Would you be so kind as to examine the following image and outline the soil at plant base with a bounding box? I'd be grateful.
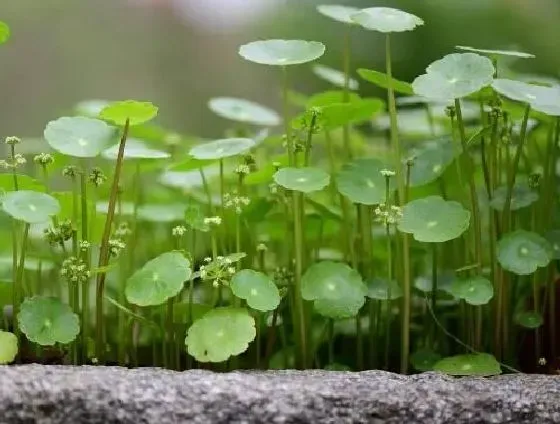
[1,365,560,423]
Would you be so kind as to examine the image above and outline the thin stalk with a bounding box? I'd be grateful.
[79,169,91,364]
[14,222,29,362]
[282,66,294,166]
[199,168,213,214]
[9,145,20,350]
[342,27,353,160]
[95,119,130,362]
[384,223,392,370]
[324,131,338,202]
[292,190,308,368]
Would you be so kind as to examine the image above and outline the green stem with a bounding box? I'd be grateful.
[14,222,29,361]
[293,190,308,368]
[430,243,438,348]
[199,168,213,214]
[342,27,353,160]
[282,66,294,166]
[79,169,91,364]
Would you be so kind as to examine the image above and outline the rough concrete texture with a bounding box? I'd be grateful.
[0,365,559,423]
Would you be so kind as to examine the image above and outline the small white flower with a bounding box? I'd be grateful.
[227,267,236,275]
[380,169,396,177]
[172,225,187,237]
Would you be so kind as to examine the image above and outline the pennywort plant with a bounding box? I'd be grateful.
[1,8,560,377]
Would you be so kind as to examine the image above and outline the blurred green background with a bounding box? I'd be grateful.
[1,0,559,140]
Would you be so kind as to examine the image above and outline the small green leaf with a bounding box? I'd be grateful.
[351,7,424,33]
[490,183,538,211]
[102,138,170,160]
[357,68,414,95]
[312,64,359,90]
[274,167,330,193]
[450,276,494,305]
[433,353,501,376]
[125,252,191,307]
[18,296,80,346]
[302,261,367,319]
[407,137,459,187]
[208,97,281,126]
[497,230,552,275]
[367,278,403,300]
[100,100,158,126]
[336,158,391,205]
[0,21,10,44]
[189,138,255,160]
[398,196,470,243]
[185,307,256,362]
[411,348,441,372]
[316,5,360,24]
[456,45,535,59]
[413,53,495,102]
[515,311,543,329]
[44,117,116,158]
[231,269,280,312]
[2,191,60,223]
[0,331,17,364]
[239,40,325,66]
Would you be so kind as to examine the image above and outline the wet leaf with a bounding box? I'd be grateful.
[231,269,280,312]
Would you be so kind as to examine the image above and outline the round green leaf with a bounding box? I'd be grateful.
[102,138,170,160]
[545,230,560,260]
[411,348,441,372]
[316,5,359,24]
[99,100,158,126]
[492,79,560,115]
[44,116,116,158]
[433,353,501,376]
[351,7,424,33]
[497,230,552,275]
[231,269,280,312]
[239,40,325,66]
[515,311,543,329]
[0,331,17,364]
[2,191,60,223]
[456,45,535,59]
[450,276,494,306]
[125,252,191,307]
[407,137,459,187]
[208,97,280,126]
[367,278,403,300]
[398,196,470,243]
[413,53,495,102]
[137,203,186,223]
[185,307,256,362]
[189,138,255,160]
[0,21,10,44]
[336,158,390,205]
[312,64,359,90]
[18,296,80,346]
[302,261,367,319]
[274,167,330,193]
[490,183,538,211]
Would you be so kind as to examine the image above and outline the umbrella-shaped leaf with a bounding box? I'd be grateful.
[545,230,560,260]
[367,278,403,300]
[102,138,170,160]
[208,97,281,126]
[407,137,459,187]
[0,331,17,364]
[18,296,80,346]
[357,68,414,95]
[44,116,116,158]
[491,79,557,108]
[2,191,60,223]
[274,167,330,193]
[125,252,191,307]
[515,311,543,329]
[239,40,325,66]
[413,53,495,102]
[302,261,367,319]
[497,230,552,275]
[450,276,494,306]
[231,269,280,312]
[351,7,423,33]
[185,307,256,362]
[316,5,359,24]
[433,353,501,376]
[137,203,186,223]
[99,100,158,126]
[398,196,470,243]
[0,21,10,44]
[456,45,535,59]
[312,64,359,90]
[531,87,560,116]
[411,348,441,372]
[336,158,390,205]
[189,138,255,160]
[490,183,538,211]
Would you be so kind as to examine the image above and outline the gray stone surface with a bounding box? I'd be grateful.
[0,365,559,423]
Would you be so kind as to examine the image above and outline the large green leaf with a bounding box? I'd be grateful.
[367,278,403,300]
[126,252,191,307]
[100,100,158,126]
[407,137,459,187]
[2,190,60,223]
[497,230,552,275]
[274,167,330,193]
[336,158,390,205]
[316,5,359,24]
[185,307,256,362]
[449,276,494,305]
[102,138,170,160]
[433,353,501,376]
[490,183,538,211]
[239,40,325,66]
[351,7,424,33]
[208,97,281,126]
[231,269,280,312]
[189,138,255,160]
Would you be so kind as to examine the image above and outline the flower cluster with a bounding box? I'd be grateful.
[44,219,74,246]
[4,136,21,145]
[198,256,236,288]
[224,192,250,214]
[380,169,396,178]
[0,154,26,170]
[374,203,403,225]
[203,216,222,227]
[172,225,187,237]
[79,240,91,252]
[273,266,294,287]
[60,256,90,285]
[235,164,251,176]
[62,165,79,178]
[89,167,107,187]
[108,238,126,258]
[113,222,131,239]
[33,153,54,167]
